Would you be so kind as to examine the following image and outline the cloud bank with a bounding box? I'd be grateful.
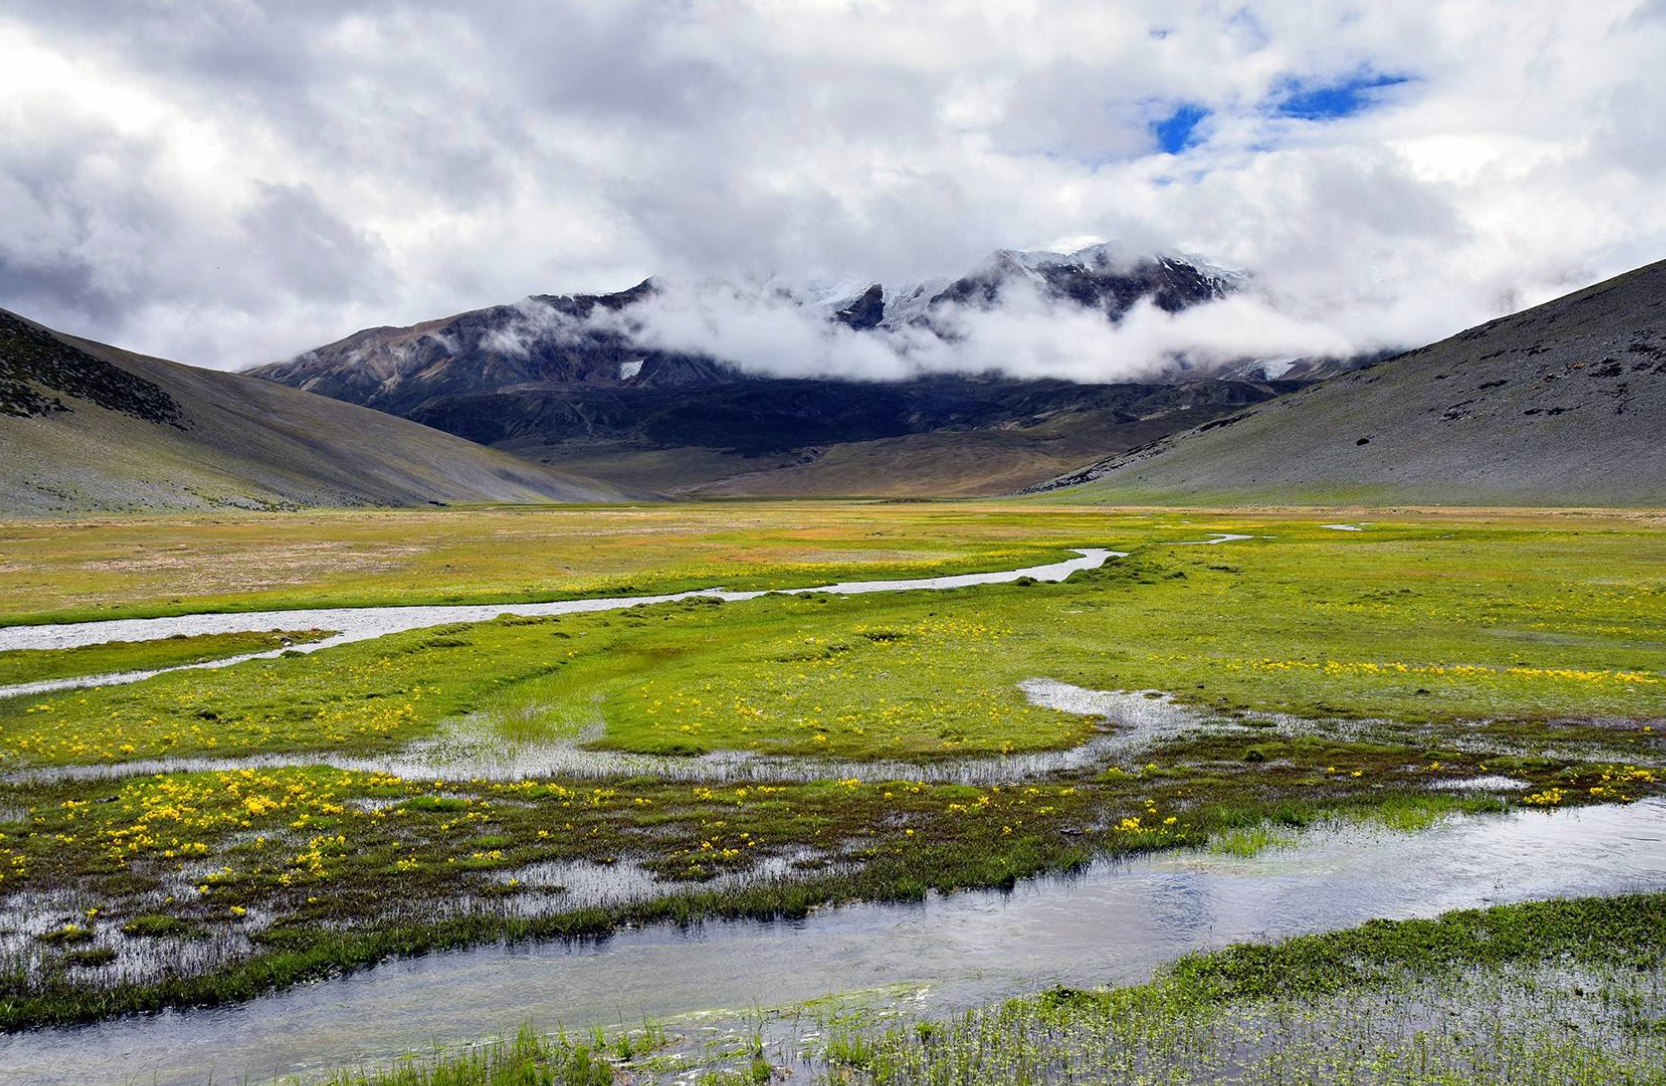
[1,1,1663,375]
[586,274,1356,383]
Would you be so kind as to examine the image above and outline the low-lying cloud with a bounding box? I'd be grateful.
[481,297,589,359]
[591,275,1357,382]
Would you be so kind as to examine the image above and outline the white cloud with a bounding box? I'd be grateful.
[0,0,1661,374]
[587,274,1353,382]
[482,297,587,358]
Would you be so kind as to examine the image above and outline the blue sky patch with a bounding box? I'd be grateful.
[1153,104,1210,153]
[1274,72,1412,120]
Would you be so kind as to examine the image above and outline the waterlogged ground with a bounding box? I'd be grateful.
[791,892,1666,1086]
[472,898,1666,1086]
[6,799,1663,1086]
[0,504,1661,1078]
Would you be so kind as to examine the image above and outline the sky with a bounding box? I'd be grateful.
[2,0,1665,376]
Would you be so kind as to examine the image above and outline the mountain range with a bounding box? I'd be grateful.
[249,245,1350,496]
[3,251,1660,515]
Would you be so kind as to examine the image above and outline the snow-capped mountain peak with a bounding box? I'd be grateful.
[751,242,1240,333]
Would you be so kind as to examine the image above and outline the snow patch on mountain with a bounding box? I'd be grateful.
[881,278,953,328]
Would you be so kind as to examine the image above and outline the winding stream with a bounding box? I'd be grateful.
[6,535,1662,1082]
[0,548,1119,698]
[4,799,1663,1086]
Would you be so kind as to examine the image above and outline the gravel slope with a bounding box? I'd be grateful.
[1037,258,1666,506]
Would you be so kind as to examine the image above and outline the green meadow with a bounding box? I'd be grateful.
[0,629,331,689]
[0,503,1661,1068]
[0,502,1111,625]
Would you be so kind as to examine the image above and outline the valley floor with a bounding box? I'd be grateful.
[0,501,1661,1082]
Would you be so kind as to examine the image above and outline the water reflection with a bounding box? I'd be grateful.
[6,798,1663,1086]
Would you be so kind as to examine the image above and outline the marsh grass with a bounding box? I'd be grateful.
[1206,794,1501,856]
[320,1024,628,1086]
[1207,824,1302,857]
[296,894,1666,1086]
[812,893,1666,1085]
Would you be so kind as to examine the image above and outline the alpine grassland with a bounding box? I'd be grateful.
[0,502,1661,1051]
[0,502,1124,625]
